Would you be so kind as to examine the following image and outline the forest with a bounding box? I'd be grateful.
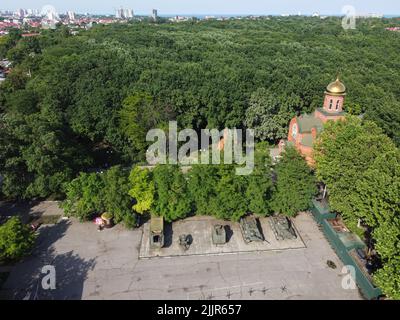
[0,16,400,199]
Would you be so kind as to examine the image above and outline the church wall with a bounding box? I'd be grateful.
[315,109,346,123]
[323,94,345,113]
[288,117,298,143]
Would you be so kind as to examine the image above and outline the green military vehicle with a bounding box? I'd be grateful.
[150,216,164,249]
[269,215,297,241]
[239,216,264,244]
[212,225,227,245]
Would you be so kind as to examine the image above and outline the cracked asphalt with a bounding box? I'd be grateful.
[0,212,363,300]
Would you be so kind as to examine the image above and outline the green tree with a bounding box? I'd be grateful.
[209,165,248,221]
[0,109,92,199]
[0,29,21,58]
[365,99,400,147]
[7,37,41,65]
[271,147,316,217]
[246,142,274,216]
[128,166,155,215]
[152,165,192,222]
[314,116,396,228]
[0,217,36,262]
[245,88,299,142]
[246,174,273,216]
[119,92,169,158]
[373,218,400,300]
[62,172,105,221]
[352,151,400,228]
[102,166,136,228]
[187,165,218,216]
[119,93,154,152]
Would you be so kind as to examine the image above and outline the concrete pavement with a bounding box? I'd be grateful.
[0,212,363,300]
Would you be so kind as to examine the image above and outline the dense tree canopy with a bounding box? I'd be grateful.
[245,88,299,141]
[1,17,400,198]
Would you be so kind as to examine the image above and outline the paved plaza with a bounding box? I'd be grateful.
[0,210,363,300]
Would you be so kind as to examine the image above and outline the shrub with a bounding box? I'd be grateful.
[62,172,105,221]
[0,217,36,262]
[62,166,136,228]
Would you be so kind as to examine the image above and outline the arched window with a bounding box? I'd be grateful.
[329,99,333,109]
[336,100,340,110]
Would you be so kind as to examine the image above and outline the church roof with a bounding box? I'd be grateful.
[316,107,346,117]
[300,134,315,147]
[296,113,324,134]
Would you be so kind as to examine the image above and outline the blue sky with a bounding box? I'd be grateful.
[1,0,399,15]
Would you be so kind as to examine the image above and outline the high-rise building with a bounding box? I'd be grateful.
[116,8,122,19]
[116,7,134,19]
[67,11,76,21]
[47,11,58,21]
[17,8,25,18]
[125,9,134,19]
[152,9,158,20]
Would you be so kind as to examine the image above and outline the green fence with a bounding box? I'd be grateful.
[311,199,382,300]
[310,199,336,223]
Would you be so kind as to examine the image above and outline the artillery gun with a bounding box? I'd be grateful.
[239,216,264,244]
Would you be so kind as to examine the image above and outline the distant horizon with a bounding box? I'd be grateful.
[1,10,400,18]
[1,0,400,16]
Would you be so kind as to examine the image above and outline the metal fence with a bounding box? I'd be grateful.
[310,199,382,300]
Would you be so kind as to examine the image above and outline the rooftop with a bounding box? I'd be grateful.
[296,113,323,134]
[150,216,164,233]
[300,134,315,147]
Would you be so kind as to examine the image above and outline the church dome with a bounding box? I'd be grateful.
[326,77,346,95]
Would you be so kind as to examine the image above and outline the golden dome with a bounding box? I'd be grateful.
[326,77,346,96]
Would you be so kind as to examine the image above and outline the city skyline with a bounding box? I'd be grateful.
[1,0,400,15]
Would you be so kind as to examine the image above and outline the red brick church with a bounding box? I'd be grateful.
[279,77,347,165]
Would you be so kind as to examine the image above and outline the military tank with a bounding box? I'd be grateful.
[212,225,227,245]
[269,216,297,241]
[239,216,264,244]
